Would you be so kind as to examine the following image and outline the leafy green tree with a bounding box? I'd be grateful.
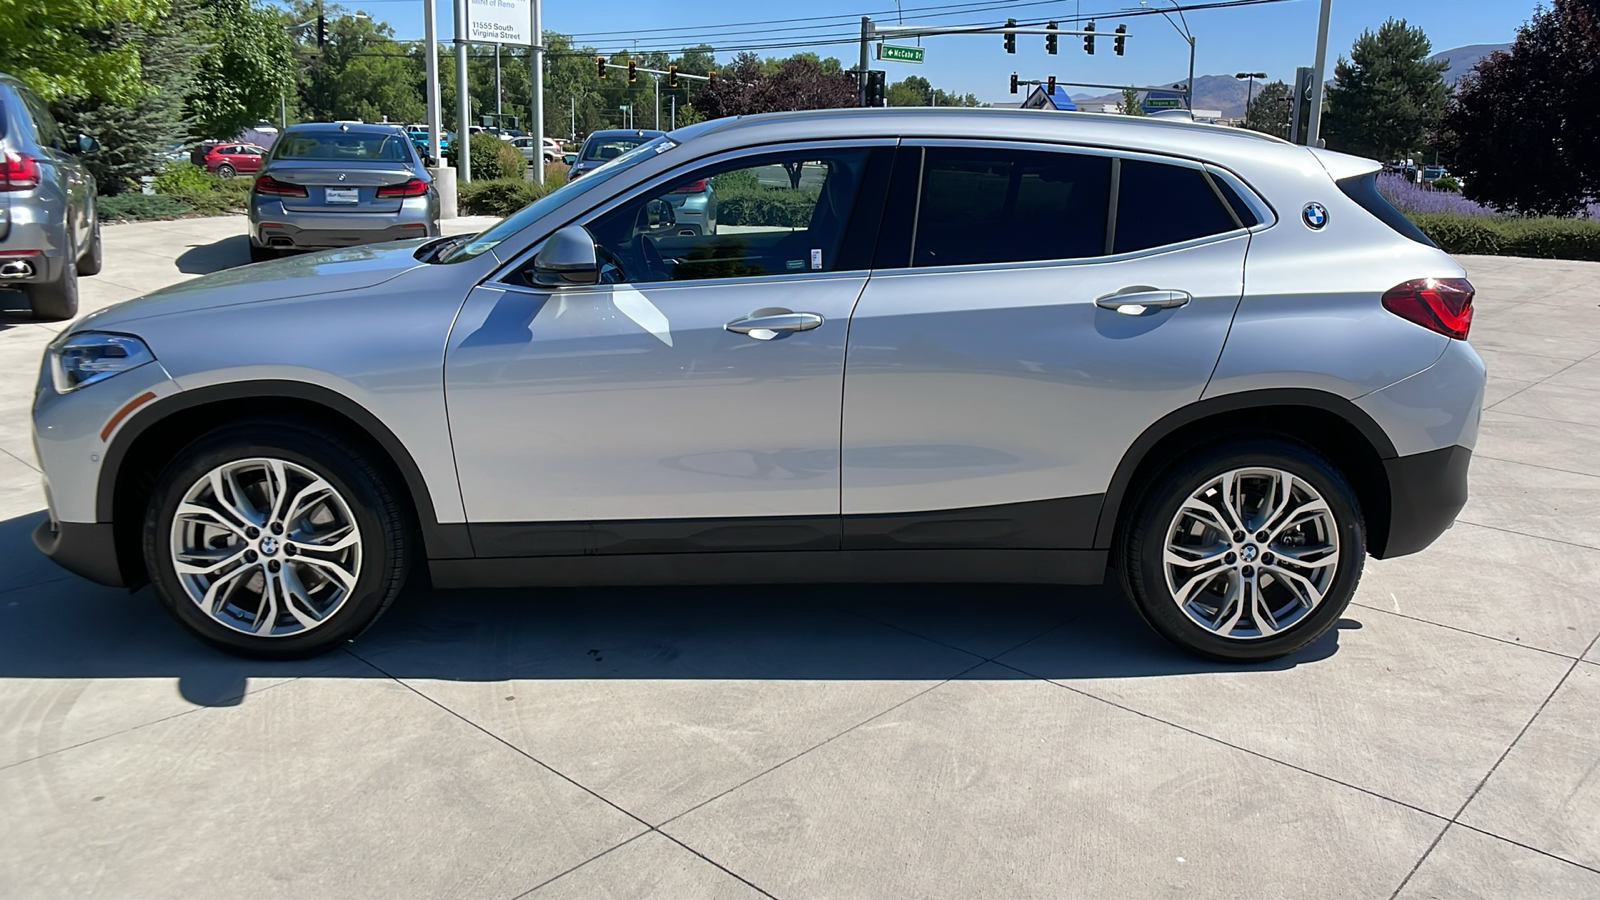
[1322,18,1448,161]
[1121,87,1146,116]
[0,0,168,102]
[52,0,206,193]
[887,75,933,107]
[1440,0,1600,216]
[292,1,422,125]
[188,0,296,137]
[1242,79,1290,138]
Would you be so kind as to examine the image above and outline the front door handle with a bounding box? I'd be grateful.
[1095,288,1193,316]
[725,309,824,340]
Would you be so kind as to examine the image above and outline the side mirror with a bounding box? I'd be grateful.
[644,198,677,230]
[530,225,600,288]
[76,134,100,154]
[563,154,577,165]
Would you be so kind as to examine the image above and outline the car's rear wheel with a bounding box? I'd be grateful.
[216,163,236,178]
[26,258,79,320]
[248,242,278,263]
[1119,439,1364,662]
[142,423,411,659]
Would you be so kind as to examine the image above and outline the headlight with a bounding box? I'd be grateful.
[49,332,156,394]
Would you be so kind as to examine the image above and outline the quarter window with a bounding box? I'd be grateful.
[579,149,872,285]
[1114,159,1240,254]
[912,147,1112,267]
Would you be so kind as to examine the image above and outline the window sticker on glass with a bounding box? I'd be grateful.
[810,249,822,270]
[787,260,805,270]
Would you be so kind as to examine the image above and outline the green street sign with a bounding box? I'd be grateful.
[878,44,925,64]
[1144,97,1181,109]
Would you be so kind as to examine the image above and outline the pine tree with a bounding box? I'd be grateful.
[1322,19,1448,161]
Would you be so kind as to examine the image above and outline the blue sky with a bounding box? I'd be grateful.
[325,0,1537,102]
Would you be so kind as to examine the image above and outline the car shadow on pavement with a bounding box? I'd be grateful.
[0,510,1345,708]
[175,235,251,274]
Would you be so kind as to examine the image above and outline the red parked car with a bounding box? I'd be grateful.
[203,143,268,178]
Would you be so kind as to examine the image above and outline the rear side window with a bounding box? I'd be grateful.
[1211,176,1260,227]
[913,146,1111,267]
[1114,159,1240,254]
[1337,172,1437,247]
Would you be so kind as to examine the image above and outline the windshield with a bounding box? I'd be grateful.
[273,131,413,162]
[441,135,676,263]
[582,135,657,162]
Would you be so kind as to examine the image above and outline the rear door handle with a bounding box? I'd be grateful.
[1095,288,1193,315]
[725,310,824,339]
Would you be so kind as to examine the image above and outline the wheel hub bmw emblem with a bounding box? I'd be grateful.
[1302,202,1328,230]
[1241,544,1258,562]
[260,535,279,556]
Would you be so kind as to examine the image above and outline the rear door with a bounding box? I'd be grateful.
[840,142,1252,549]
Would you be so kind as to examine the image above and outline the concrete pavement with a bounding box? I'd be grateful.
[1,217,1598,898]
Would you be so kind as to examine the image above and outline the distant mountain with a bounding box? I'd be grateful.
[1066,43,1515,117]
[1429,42,1513,85]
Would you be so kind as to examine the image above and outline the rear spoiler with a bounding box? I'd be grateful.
[1307,147,1383,182]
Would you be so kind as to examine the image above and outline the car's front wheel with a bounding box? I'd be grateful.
[1120,439,1364,662]
[216,163,236,178]
[142,423,411,659]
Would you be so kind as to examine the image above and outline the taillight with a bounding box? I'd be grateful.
[253,175,308,197]
[1382,278,1474,340]
[1,150,41,192]
[376,177,428,198]
[671,178,706,193]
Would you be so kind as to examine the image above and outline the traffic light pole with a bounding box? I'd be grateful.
[1305,0,1332,148]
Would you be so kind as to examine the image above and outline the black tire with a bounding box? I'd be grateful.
[216,163,236,178]
[142,422,412,659]
[26,259,79,320]
[248,242,278,263]
[1119,438,1365,662]
[78,217,103,276]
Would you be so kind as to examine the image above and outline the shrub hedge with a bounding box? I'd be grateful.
[99,193,193,222]
[448,132,526,181]
[1408,212,1600,261]
[458,178,549,216]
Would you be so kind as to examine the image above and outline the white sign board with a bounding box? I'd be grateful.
[466,0,530,45]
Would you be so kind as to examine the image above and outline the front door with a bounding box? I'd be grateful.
[444,145,892,555]
[841,144,1253,549]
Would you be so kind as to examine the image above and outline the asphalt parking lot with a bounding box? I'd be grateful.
[2,216,1598,898]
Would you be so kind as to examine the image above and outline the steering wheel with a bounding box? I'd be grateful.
[633,232,668,281]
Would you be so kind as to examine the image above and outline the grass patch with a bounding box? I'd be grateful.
[99,193,194,222]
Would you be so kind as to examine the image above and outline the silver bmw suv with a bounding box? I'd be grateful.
[31,108,1484,662]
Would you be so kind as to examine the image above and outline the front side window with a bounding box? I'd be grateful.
[913,146,1112,267]
[574,148,872,285]
[1114,159,1241,254]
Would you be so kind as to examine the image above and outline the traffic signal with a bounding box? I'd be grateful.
[1046,22,1058,55]
[1003,18,1016,54]
[865,69,886,107]
[667,64,678,88]
[707,71,717,88]
[627,59,637,82]
[1047,75,1056,95]
[316,14,327,47]
[1083,21,1095,55]
[597,56,607,78]
[1009,73,1018,94]
[1114,24,1126,56]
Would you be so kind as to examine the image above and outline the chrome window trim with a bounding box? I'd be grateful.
[891,137,1254,273]
[488,138,898,292]
[489,267,875,299]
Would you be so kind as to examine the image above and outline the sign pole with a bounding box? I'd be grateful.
[453,0,471,181]
[530,0,544,182]
[424,0,442,164]
[858,17,872,106]
[1306,0,1332,148]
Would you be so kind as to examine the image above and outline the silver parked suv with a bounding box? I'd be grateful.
[31,109,1484,662]
[0,73,101,319]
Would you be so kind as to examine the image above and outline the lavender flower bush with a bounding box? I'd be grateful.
[1375,173,1497,217]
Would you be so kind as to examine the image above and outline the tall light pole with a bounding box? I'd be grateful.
[1306,0,1333,147]
[453,0,471,181]
[424,0,442,164]
[529,0,544,182]
[1144,0,1195,110]
[1236,71,1265,123]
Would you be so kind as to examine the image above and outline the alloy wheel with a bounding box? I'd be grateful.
[1162,467,1340,640]
[169,458,362,637]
